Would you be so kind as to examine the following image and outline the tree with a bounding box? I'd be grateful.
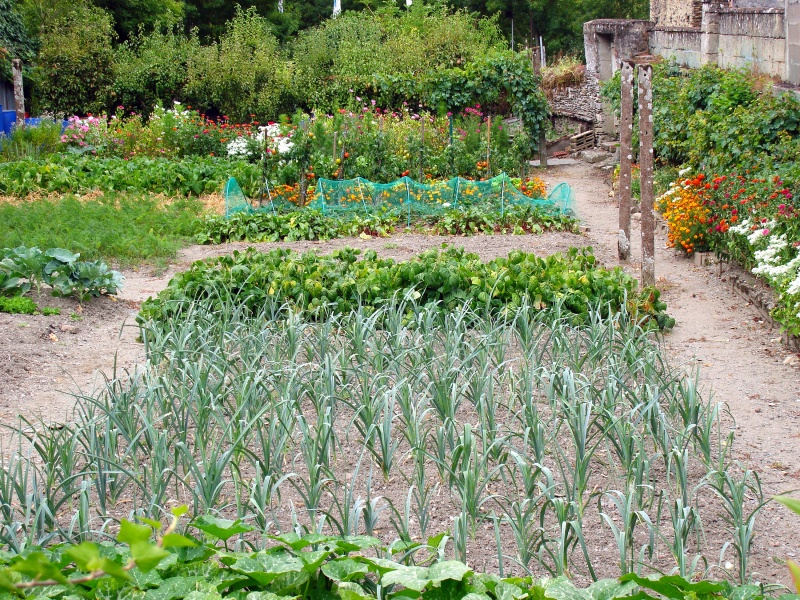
[0,0,37,81]
[32,0,115,115]
[91,0,184,41]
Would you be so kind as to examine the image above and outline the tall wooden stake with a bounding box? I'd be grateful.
[12,59,25,128]
[638,63,655,286]
[618,60,635,261]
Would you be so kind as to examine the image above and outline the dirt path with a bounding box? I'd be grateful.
[2,162,800,579]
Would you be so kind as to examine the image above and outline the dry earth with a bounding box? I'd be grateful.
[2,161,800,582]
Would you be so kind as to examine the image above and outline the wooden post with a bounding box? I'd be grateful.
[12,59,25,128]
[638,62,655,286]
[618,60,635,261]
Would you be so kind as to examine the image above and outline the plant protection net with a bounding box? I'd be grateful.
[225,174,573,218]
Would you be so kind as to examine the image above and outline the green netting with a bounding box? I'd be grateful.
[225,173,573,218]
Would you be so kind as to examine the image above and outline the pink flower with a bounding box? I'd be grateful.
[762,228,770,235]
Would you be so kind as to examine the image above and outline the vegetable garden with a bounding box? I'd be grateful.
[1,7,799,600]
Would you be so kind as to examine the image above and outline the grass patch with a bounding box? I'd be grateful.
[0,194,205,266]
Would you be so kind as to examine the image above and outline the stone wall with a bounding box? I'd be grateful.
[548,76,601,124]
[650,27,703,67]
[717,8,786,76]
[652,0,698,26]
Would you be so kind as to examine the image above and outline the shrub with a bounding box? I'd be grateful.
[32,0,115,116]
[185,7,291,122]
[113,26,199,117]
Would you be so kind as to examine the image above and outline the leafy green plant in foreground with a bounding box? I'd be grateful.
[0,510,784,600]
[1,246,123,301]
[140,246,673,329]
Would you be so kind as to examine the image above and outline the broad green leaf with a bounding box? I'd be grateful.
[143,576,202,600]
[245,592,287,600]
[336,582,372,600]
[171,506,189,517]
[428,561,471,584]
[339,536,382,551]
[728,584,767,600]
[618,574,726,600]
[297,550,331,573]
[13,551,69,584]
[267,533,309,551]
[193,516,255,541]
[161,533,197,548]
[0,568,23,598]
[587,579,636,600]
[322,558,369,583]
[118,520,154,545]
[184,590,223,600]
[382,566,431,592]
[360,557,402,576]
[129,541,170,573]
[543,576,592,600]
[228,553,303,585]
[44,248,80,264]
[494,581,527,600]
[99,557,132,582]
[64,543,103,573]
[139,517,164,531]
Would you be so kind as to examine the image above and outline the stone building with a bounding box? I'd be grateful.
[555,0,800,146]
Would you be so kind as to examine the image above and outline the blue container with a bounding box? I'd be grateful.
[61,120,70,134]
[2,111,16,136]
[24,118,41,127]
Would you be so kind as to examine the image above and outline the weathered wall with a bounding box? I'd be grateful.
[650,27,703,66]
[651,0,700,26]
[649,4,788,78]
[717,8,785,76]
[548,77,601,124]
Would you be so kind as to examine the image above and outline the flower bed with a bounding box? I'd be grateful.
[658,171,800,335]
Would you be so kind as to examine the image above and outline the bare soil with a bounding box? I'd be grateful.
[2,161,800,582]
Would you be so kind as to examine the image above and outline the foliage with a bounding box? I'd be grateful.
[0,154,261,197]
[258,109,533,188]
[0,194,205,264]
[0,117,62,162]
[91,0,183,41]
[185,7,292,123]
[195,209,396,244]
[1,245,123,300]
[0,518,775,600]
[139,246,672,328]
[649,66,800,335]
[31,0,116,116]
[0,295,38,313]
[0,0,37,81]
[195,204,576,244]
[112,27,199,116]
